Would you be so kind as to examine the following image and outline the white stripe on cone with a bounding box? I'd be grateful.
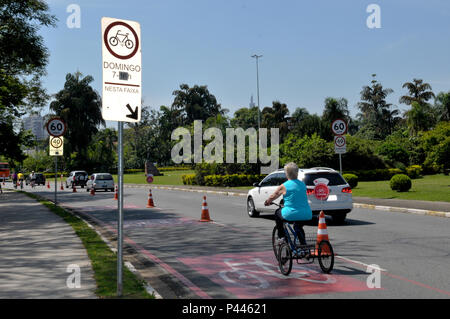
[318,229,328,235]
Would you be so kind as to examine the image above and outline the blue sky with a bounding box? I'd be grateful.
[40,0,450,125]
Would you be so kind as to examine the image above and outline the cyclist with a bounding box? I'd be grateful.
[264,162,312,246]
[18,172,24,189]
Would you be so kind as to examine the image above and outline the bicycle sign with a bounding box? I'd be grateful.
[46,117,66,137]
[331,119,347,136]
[103,20,139,60]
[102,17,142,123]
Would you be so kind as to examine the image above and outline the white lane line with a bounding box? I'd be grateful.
[336,255,387,272]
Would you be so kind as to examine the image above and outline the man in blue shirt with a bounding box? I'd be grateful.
[264,162,312,245]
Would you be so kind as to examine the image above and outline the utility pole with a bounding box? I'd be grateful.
[251,54,263,129]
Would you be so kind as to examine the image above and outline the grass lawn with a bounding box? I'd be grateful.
[21,191,153,299]
[113,170,194,185]
[352,174,450,202]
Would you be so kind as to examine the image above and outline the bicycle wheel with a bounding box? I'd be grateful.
[317,240,334,274]
[109,36,118,46]
[278,242,292,276]
[125,39,134,49]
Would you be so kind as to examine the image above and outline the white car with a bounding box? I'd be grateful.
[86,173,115,192]
[246,167,353,223]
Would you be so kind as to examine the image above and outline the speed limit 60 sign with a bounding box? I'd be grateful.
[331,119,347,136]
[46,117,67,137]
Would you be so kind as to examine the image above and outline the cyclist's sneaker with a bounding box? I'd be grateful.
[277,237,287,245]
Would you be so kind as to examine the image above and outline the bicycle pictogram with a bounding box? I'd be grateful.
[108,29,134,49]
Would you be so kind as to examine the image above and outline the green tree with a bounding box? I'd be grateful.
[434,91,450,122]
[404,101,435,135]
[171,84,226,125]
[230,106,259,129]
[261,101,290,141]
[399,78,435,106]
[50,72,104,169]
[280,133,334,168]
[87,128,117,172]
[0,0,56,161]
[357,74,398,139]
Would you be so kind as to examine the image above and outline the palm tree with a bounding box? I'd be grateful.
[322,97,350,124]
[50,71,104,167]
[434,91,450,122]
[399,78,435,106]
[357,74,397,139]
[404,101,435,135]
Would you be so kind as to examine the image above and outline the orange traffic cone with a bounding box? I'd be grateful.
[47,181,50,189]
[72,184,77,193]
[90,187,95,196]
[114,185,118,200]
[146,189,155,208]
[60,182,64,191]
[199,196,212,222]
[314,211,331,255]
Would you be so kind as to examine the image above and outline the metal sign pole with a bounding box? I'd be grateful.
[117,121,124,296]
[55,156,57,205]
[339,153,342,175]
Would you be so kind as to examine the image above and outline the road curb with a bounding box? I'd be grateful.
[126,184,450,218]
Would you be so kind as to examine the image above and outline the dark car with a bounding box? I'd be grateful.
[65,171,89,188]
[25,173,46,186]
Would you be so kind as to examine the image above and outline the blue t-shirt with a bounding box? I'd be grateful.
[281,179,312,221]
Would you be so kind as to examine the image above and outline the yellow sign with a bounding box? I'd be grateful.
[49,136,64,156]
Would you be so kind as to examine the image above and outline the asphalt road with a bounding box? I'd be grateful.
[10,182,450,299]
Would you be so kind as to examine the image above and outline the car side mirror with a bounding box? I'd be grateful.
[253,182,260,187]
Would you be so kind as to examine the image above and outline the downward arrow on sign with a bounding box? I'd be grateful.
[125,104,139,120]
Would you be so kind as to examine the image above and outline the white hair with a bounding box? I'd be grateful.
[284,162,298,180]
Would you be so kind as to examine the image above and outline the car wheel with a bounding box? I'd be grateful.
[247,197,260,218]
[332,214,347,225]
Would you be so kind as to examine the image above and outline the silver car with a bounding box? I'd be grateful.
[86,173,115,192]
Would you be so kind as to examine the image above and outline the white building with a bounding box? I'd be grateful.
[22,114,48,141]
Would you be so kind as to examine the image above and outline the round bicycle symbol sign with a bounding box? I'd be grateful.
[104,21,139,60]
[46,118,66,137]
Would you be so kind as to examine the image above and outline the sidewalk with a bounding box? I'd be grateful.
[125,183,450,214]
[0,190,97,298]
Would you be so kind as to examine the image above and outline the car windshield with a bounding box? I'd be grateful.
[96,174,113,180]
[75,172,87,176]
[303,172,347,186]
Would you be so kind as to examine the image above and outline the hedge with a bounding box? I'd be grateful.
[343,168,403,181]
[182,174,266,187]
[342,174,358,188]
[390,174,412,192]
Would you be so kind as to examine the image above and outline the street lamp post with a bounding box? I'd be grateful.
[251,54,263,129]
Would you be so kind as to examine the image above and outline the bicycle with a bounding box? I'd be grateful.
[271,203,334,276]
[109,30,134,49]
